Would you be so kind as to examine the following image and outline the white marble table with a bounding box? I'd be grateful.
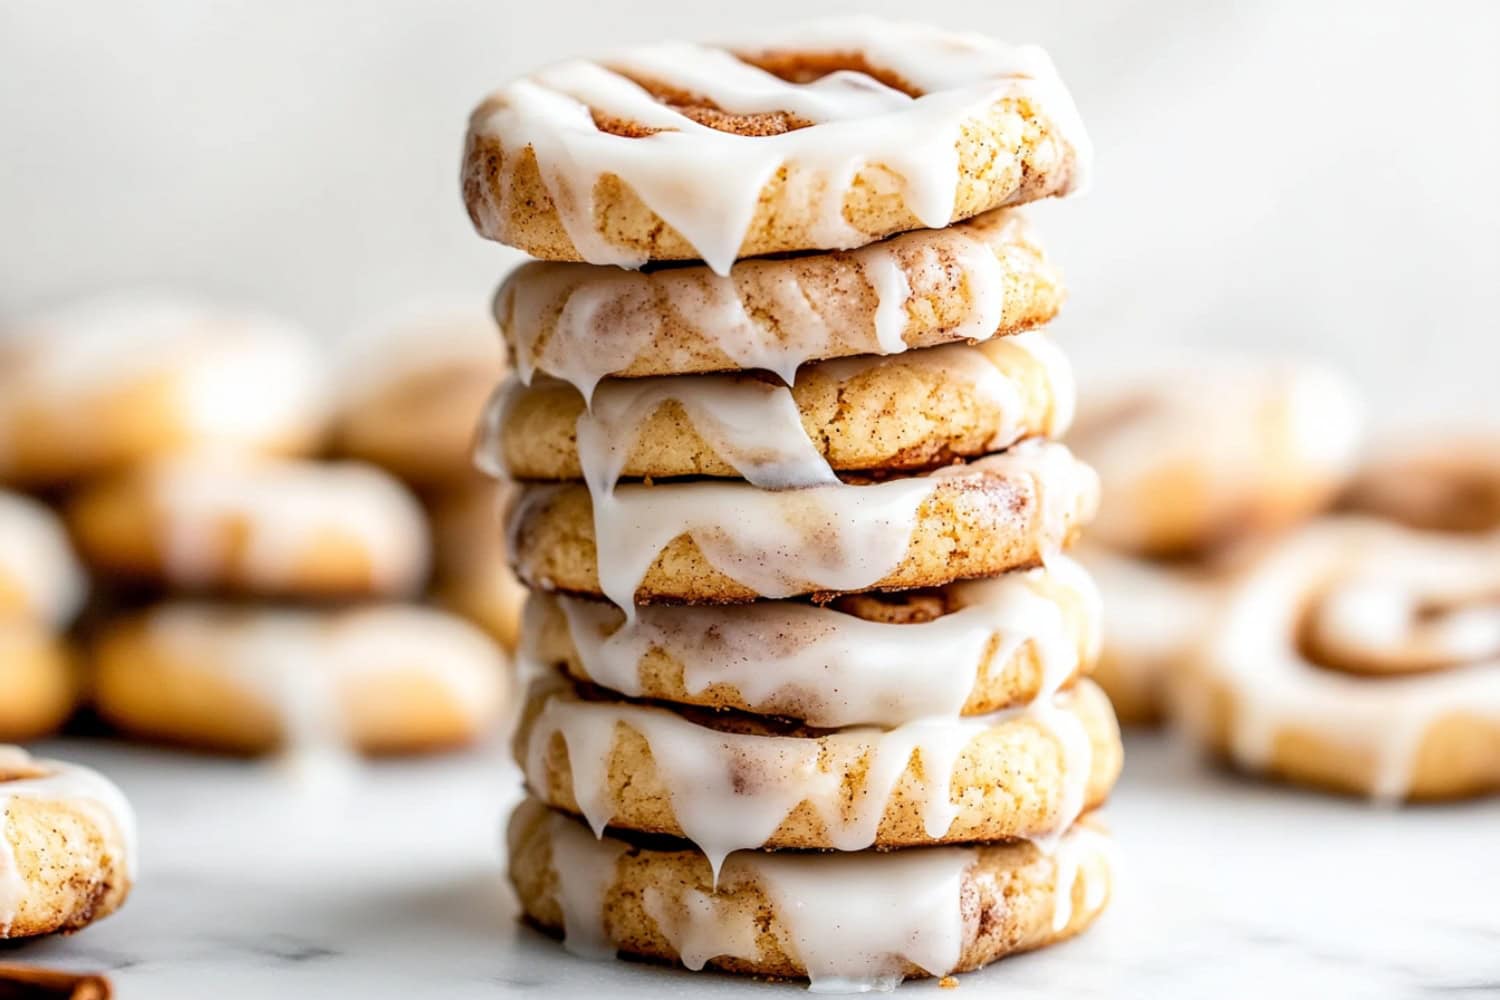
[10,733,1497,998]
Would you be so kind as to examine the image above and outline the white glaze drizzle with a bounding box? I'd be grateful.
[147,456,430,596]
[1048,822,1113,933]
[143,603,505,768]
[470,17,1088,274]
[0,747,137,936]
[1191,518,1500,801]
[574,373,839,491]
[641,881,762,973]
[522,680,1095,879]
[527,554,1097,728]
[0,490,87,628]
[478,332,1074,493]
[547,809,628,960]
[516,440,1091,611]
[534,806,1106,991]
[744,847,970,993]
[495,213,1025,397]
[0,295,327,469]
[587,470,933,610]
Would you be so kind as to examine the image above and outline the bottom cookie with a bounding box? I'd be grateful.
[0,747,135,939]
[508,799,1112,990]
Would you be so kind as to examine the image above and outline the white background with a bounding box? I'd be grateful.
[2,0,1498,419]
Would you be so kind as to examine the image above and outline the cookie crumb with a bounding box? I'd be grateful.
[939,975,960,989]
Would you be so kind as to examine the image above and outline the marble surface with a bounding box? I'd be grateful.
[6,733,1496,998]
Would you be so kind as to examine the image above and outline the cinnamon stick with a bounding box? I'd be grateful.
[0,964,111,1000]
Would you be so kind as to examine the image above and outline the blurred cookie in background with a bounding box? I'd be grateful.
[0,490,86,741]
[1071,362,1363,724]
[331,309,504,492]
[1177,514,1500,801]
[0,295,327,487]
[0,490,86,628]
[428,481,525,651]
[0,623,78,743]
[328,307,524,649]
[1341,432,1500,533]
[67,455,431,601]
[90,602,508,758]
[1073,362,1363,557]
[1078,545,1218,727]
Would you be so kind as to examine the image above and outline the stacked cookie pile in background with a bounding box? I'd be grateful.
[330,310,529,651]
[0,296,509,761]
[464,18,1122,988]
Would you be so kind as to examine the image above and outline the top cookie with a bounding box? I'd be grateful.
[463,17,1089,273]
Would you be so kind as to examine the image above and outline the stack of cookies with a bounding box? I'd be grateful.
[0,295,506,761]
[465,17,1122,988]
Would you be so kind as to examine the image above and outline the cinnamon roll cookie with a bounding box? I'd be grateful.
[0,747,135,939]
[91,602,507,756]
[0,295,326,486]
[1178,518,1500,800]
[523,555,1099,726]
[509,798,1113,990]
[496,209,1062,389]
[68,455,429,600]
[1071,363,1362,558]
[508,440,1099,606]
[516,677,1121,864]
[332,311,505,489]
[463,18,1088,272]
[491,333,1074,482]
